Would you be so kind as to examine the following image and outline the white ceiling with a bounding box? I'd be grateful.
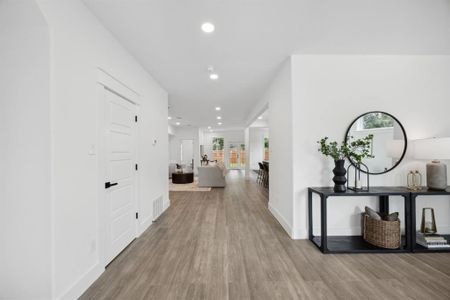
[84,0,450,129]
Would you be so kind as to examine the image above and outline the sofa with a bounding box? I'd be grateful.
[197,165,226,187]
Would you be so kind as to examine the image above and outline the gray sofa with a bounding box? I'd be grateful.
[197,165,226,187]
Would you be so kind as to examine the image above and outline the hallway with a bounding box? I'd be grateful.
[82,171,450,299]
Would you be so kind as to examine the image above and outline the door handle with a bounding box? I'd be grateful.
[105,182,118,189]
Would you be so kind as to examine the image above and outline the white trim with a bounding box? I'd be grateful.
[268,202,293,238]
[138,215,153,236]
[97,68,139,103]
[56,263,104,300]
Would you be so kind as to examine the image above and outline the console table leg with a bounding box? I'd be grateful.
[404,195,411,250]
[411,195,417,252]
[320,195,328,253]
[308,189,313,240]
[379,195,389,216]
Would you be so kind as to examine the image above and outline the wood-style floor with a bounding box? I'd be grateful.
[82,171,450,299]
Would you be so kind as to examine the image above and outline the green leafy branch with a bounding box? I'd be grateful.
[317,134,374,164]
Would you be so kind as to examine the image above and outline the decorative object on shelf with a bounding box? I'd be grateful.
[347,162,370,192]
[407,170,423,191]
[345,134,373,192]
[345,111,408,175]
[414,137,450,190]
[416,232,450,249]
[317,135,374,192]
[420,207,437,235]
[317,137,349,192]
[363,213,401,249]
[332,159,347,193]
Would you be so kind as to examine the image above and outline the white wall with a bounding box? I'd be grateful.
[263,55,450,239]
[26,1,169,299]
[0,1,52,298]
[291,55,450,238]
[249,127,269,170]
[266,59,295,236]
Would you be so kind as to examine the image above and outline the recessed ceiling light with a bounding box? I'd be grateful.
[216,116,222,120]
[215,107,221,111]
[168,116,172,120]
[217,122,222,125]
[201,22,215,33]
[207,126,212,129]
[176,122,180,126]
[209,73,219,80]
[258,116,263,120]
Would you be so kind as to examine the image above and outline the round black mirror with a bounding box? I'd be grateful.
[345,111,407,175]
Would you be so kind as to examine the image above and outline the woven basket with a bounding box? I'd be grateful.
[363,214,401,249]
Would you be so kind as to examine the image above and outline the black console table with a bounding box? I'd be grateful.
[308,187,411,254]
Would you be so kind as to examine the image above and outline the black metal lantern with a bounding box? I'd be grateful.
[347,162,369,192]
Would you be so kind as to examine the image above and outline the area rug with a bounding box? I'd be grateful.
[169,179,211,192]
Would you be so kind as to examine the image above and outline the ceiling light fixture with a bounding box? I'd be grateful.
[168,116,172,120]
[207,66,219,80]
[201,22,215,33]
[207,126,212,129]
[216,116,222,120]
[215,107,221,111]
[209,73,219,80]
[176,122,180,126]
[258,116,263,120]
[218,122,222,125]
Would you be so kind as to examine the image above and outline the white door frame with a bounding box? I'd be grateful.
[97,69,140,268]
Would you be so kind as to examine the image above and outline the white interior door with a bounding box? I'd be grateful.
[104,89,137,265]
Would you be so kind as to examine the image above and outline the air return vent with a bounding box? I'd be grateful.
[152,195,164,221]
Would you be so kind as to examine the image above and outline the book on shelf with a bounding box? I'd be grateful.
[416,232,450,249]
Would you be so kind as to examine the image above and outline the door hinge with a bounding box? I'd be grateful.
[135,115,138,122]
[136,212,139,219]
[135,164,138,171]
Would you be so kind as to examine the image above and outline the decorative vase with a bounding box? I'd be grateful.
[333,159,347,193]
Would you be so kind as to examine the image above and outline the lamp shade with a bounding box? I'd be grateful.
[414,137,450,160]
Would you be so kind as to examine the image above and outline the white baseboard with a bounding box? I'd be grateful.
[268,202,293,238]
[291,228,308,240]
[139,215,153,236]
[57,263,104,300]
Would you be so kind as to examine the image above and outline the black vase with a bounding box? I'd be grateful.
[333,159,347,193]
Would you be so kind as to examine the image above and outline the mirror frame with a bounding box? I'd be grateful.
[344,111,408,175]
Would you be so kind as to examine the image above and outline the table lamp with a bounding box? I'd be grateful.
[414,137,450,190]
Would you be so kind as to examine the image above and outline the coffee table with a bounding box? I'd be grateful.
[172,172,194,184]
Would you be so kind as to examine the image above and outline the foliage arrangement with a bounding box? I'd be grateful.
[317,134,374,164]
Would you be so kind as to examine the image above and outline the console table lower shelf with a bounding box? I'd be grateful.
[310,236,409,254]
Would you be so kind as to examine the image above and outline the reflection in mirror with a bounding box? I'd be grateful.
[346,112,407,175]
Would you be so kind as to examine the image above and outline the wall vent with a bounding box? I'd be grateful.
[152,195,164,221]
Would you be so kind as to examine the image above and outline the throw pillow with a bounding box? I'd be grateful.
[365,206,381,220]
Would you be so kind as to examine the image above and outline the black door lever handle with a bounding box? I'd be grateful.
[105,182,118,189]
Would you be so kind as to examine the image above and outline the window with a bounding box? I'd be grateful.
[212,137,224,162]
[264,137,269,161]
[361,112,394,129]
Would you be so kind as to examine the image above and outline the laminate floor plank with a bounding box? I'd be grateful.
[81,171,450,300]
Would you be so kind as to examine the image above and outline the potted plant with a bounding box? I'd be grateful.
[317,135,373,192]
